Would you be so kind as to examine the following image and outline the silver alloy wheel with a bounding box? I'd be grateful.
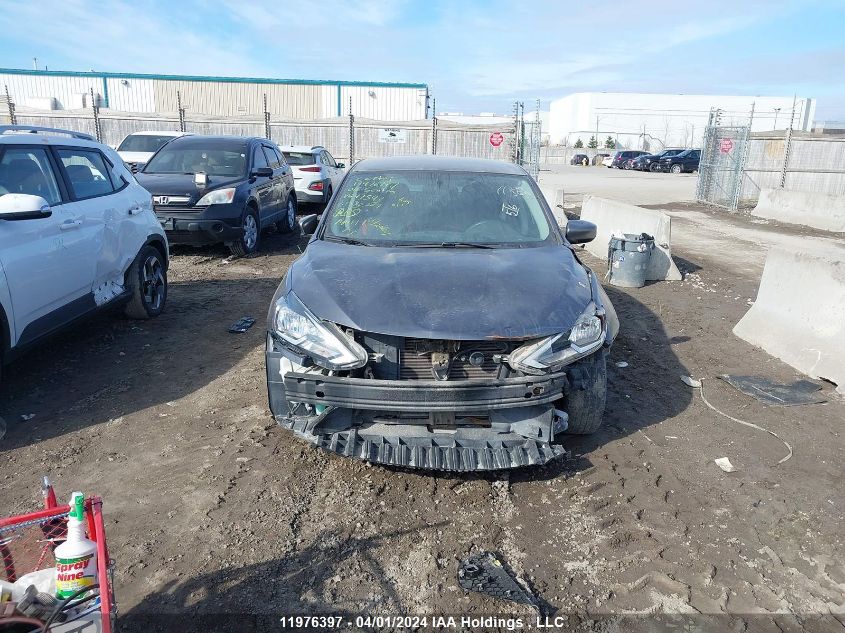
[142,255,165,311]
[670,164,682,174]
[287,198,295,229]
[243,213,258,249]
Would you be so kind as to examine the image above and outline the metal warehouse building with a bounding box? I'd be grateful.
[549,92,815,149]
[0,68,429,119]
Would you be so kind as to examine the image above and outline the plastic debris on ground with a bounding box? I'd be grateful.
[616,361,629,368]
[228,317,256,333]
[715,457,738,473]
[458,551,550,614]
[718,374,827,406]
[680,375,702,388]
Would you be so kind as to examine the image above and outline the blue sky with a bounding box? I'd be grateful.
[0,0,843,119]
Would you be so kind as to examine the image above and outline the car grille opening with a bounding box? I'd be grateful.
[399,338,510,381]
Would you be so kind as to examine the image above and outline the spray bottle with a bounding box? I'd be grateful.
[54,492,98,600]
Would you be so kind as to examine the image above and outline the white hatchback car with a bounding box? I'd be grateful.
[278,145,346,208]
[116,130,189,173]
[0,126,169,384]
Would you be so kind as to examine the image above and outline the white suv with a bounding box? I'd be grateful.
[0,126,169,384]
[278,145,346,208]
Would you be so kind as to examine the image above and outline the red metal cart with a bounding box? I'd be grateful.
[0,480,114,632]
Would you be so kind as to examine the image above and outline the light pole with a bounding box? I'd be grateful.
[773,108,781,130]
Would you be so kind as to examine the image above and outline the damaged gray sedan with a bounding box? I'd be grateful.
[265,156,618,471]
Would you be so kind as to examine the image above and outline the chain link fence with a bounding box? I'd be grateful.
[696,125,751,210]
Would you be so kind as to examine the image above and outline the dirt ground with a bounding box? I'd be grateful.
[1,178,843,632]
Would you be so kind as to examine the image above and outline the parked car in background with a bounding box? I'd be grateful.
[265,155,619,471]
[278,145,346,210]
[592,153,611,166]
[570,153,589,166]
[632,149,685,172]
[116,131,189,173]
[136,135,296,256]
[610,150,648,169]
[0,125,169,386]
[660,149,701,173]
[601,155,614,167]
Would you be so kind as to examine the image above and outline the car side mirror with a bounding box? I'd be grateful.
[0,194,52,221]
[298,214,319,236]
[252,167,273,178]
[335,162,345,169]
[565,219,597,244]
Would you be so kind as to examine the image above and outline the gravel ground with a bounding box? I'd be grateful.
[1,188,843,632]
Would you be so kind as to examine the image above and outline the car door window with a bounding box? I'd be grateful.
[57,149,117,200]
[262,146,280,169]
[0,147,62,204]
[253,146,269,170]
[324,151,338,168]
[274,148,287,167]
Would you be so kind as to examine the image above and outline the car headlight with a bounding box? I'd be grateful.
[269,291,367,371]
[196,188,236,206]
[508,303,605,375]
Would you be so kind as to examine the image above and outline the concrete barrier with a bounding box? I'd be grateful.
[579,195,682,281]
[752,188,845,233]
[733,246,845,395]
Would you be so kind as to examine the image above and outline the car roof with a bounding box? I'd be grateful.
[125,130,189,137]
[0,132,105,150]
[160,135,264,148]
[279,145,324,153]
[353,155,526,174]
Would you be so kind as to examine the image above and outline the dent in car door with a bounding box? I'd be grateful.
[93,150,153,303]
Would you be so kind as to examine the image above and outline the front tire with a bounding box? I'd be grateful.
[124,246,167,319]
[230,205,260,256]
[670,164,683,174]
[562,353,607,435]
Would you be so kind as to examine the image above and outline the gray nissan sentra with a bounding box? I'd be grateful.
[265,155,618,471]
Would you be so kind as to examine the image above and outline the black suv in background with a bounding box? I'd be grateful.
[632,149,685,172]
[609,150,648,169]
[136,136,297,256]
[660,149,701,174]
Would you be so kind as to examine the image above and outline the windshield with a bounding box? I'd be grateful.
[117,134,177,153]
[143,142,247,177]
[283,152,316,166]
[323,170,554,246]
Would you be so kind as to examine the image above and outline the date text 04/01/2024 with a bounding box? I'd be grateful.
[278,616,586,630]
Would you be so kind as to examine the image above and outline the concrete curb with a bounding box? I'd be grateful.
[733,246,845,395]
[579,195,682,281]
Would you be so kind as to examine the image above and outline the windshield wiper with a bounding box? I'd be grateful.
[407,241,497,249]
[323,236,372,247]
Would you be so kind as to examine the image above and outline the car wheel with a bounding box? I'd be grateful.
[670,164,683,174]
[124,245,167,319]
[623,161,633,170]
[562,352,607,435]
[231,205,260,256]
[276,196,297,234]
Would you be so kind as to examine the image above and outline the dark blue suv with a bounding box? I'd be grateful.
[660,149,701,174]
[137,135,297,256]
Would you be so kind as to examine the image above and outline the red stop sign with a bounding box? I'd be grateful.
[720,138,734,153]
[490,132,504,147]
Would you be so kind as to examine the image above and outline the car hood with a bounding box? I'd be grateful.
[288,240,593,340]
[134,173,243,203]
[117,151,154,163]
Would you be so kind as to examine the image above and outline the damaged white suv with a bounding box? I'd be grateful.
[0,126,168,384]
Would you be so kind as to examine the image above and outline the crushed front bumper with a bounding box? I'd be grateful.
[266,347,570,471]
